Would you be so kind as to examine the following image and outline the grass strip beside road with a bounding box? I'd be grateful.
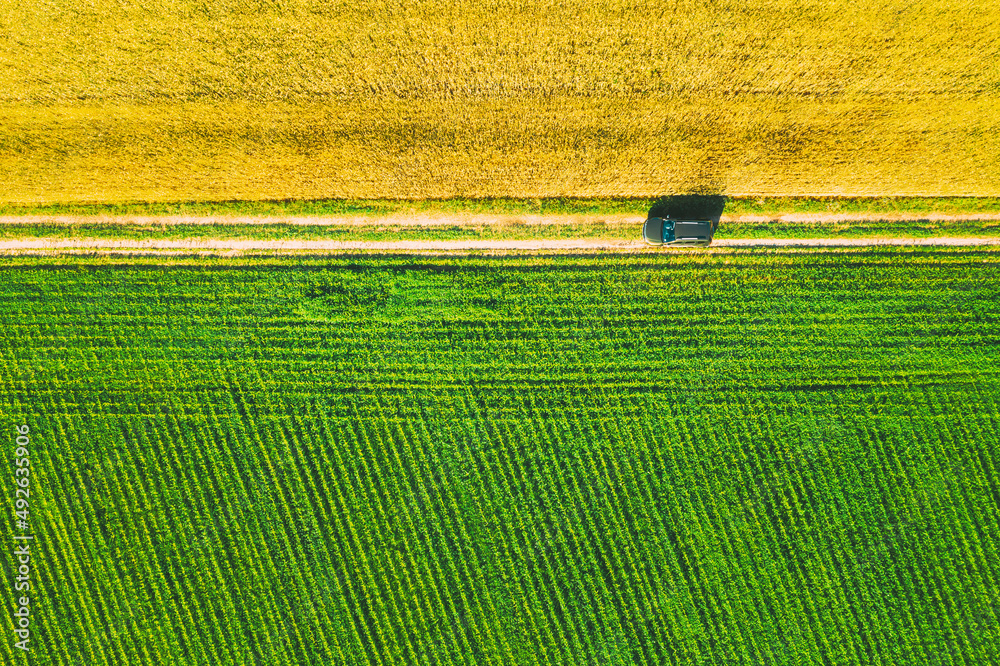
[4,196,1000,219]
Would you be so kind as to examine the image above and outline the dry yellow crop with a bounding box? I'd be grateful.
[1,0,997,202]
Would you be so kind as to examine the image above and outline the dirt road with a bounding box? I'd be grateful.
[1,212,998,253]
[1,237,999,254]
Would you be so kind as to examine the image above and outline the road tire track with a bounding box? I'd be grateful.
[1,236,1000,255]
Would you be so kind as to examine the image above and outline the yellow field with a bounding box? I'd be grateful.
[2,0,998,202]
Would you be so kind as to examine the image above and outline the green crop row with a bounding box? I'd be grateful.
[1,249,999,664]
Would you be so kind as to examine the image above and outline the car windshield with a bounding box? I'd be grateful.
[663,219,675,243]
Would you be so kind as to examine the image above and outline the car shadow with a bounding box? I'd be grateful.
[647,195,727,226]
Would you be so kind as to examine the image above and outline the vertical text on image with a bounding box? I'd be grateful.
[13,424,33,653]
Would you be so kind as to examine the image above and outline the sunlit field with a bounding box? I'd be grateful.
[2,250,1000,664]
[2,0,997,203]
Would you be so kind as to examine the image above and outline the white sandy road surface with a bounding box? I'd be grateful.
[1,237,999,255]
[0,212,998,253]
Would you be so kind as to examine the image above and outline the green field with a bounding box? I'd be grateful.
[2,249,1000,664]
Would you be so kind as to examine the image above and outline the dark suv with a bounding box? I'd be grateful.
[642,217,715,247]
